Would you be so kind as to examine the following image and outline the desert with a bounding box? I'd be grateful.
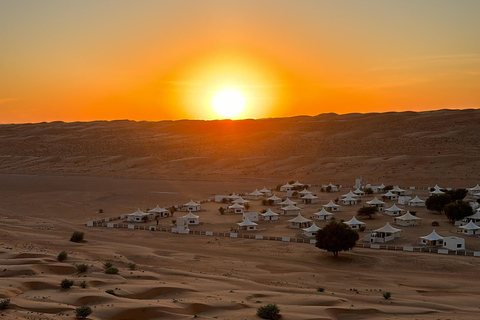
[1,110,480,319]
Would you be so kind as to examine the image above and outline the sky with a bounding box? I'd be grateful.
[1,0,479,123]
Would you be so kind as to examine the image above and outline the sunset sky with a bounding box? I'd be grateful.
[1,1,479,123]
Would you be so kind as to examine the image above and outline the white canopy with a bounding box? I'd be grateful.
[430,189,445,195]
[282,203,301,211]
[148,205,169,213]
[409,196,425,203]
[465,211,480,220]
[314,208,333,217]
[385,204,404,212]
[342,195,358,202]
[281,183,293,188]
[237,217,258,227]
[342,191,357,198]
[267,194,282,201]
[279,198,296,205]
[292,181,304,187]
[421,230,444,241]
[469,184,480,192]
[374,222,402,233]
[328,183,337,188]
[391,186,405,192]
[301,193,318,200]
[433,184,442,191]
[261,208,279,217]
[378,183,385,189]
[260,187,271,193]
[303,222,320,232]
[353,188,365,195]
[298,188,312,195]
[459,221,480,230]
[324,200,340,208]
[250,189,263,196]
[366,197,385,205]
[288,213,312,223]
[344,216,365,225]
[129,208,147,216]
[182,212,199,219]
[228,203,244,209]
[396,211,421,221]
[228,193,241,200]
[383,190,396,197]
[184,200,200,206]
[233,196,249,204]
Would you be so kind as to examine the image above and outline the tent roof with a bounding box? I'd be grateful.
[299,188,312,195]
[386,204,404,212]
[303,222,320,232]
[465,211,480,220]
[260,187,271,193]
[378,183,385,188]
[184,200,200,206]
[281,183,293,188]
[383,190,396,196]
[250,189,263,196]
[459,221,480,230]
[342,195,358,201]
[396,211,421,221]
[469,184,480,191]
[279,198,296,205]
[342,191,357,198]
[324,200,340,208]
[366,197,385,205]
[430,189,445,194]
[420,229,444,241]
[229,203,244,209]
[374,222,402,233]
[328,183,337,187]
[233,197,249,204]
[228,193,240,199]
[282,203,301,211]
[261,208,279,216]
[268,194,282,201]
[288,213,312,223]
[410,196,425,203]
[148,205,169,213]
[314,208,333,216]
[182,212,199,219]
[392,186,405,192]
[237,217,258,227]
[129,208,147,216]
[344,216,365,225]
[301,193,318,199]
[292,181,304,186]
[353,188,365,194]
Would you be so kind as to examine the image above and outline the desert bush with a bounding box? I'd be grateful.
[70,231,84,243]
[128,263,136,270]
[105,289,115,295]
[257,303,280,320]
[80,281,87,288]
[105,267,119,275]
[317,287,325,292]
[431,221,440,226]
[57,251,68,262]
[103,261,113,269]
[383,292,391,300]
[98,209,103,213]
[75,305,92,318]
[0,298,10,310]
[76,264,88,273]
[60,279,74,289]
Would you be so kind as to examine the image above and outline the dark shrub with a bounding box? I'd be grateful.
[76,264,88,273]
[57,251,68,262]
[75,305,92,318]
[257,303,280,320]
[70,231,84,243]
[105,267,119,275]
[60,279,74,289]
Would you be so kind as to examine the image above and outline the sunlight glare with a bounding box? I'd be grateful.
[212,89,246,119]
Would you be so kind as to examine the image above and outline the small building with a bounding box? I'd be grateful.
[266,194,282,205]
[365,223,402,243]
[391,186,406,196]
[227,193,241,201]
[248,189,264,200]
[261,208,280,221]
[181,212,200,225]
[228,202,245,214]
[127,208,150,222]
[341,195,359,206]
[288,213,312,229]
[343,216,365,230]
[281,203,302,216]
[458,221,480,235]
[298,188,312,197]
[301,193,319,204]
[469,184,480,195]
[259,187,272,196]
[463,211,480,225]
[237,217,258,231]
[394,211,422,226]
[323,200,340,212]
[243,212,259,222]
[420,230,444,246]
[183,200,201,212]
[172,217,189,234]
[342,190,357,199]
[327,183,338,192]
[397,196,411,205]
[233,196,250,206]
[366,197,385,212]
[302,222,320,238]
[279,198,297,206]
[382,190,398,201]
[148,205,170,218]
[385,204,404,216]
[313,208,334,221]
[408,196,425,207]
[443,236,465,251]
[292,180,305,188]
[353,188,365,197]
[280,183,294,192]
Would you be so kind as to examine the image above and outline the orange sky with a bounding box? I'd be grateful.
[1,1,479,123]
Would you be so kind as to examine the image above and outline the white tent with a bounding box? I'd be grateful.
[366,197,385,209]
[280,183,294,192]
[183,200,201,212]
[353,188,365,197]
[459,221,480,235]
[302,222,320,238]
[233,196,250,205]
[298,188,312,195]
[341,194,358,205]
[301,193,319,204]
[259,187,272,196]
[279,198,297,206]
[266,194,282,205]
[394,211,422,226]
[469,184,480,193]
[342,190,357,198]
[181,212,200,225]
[281,203,302,216]
[327,183,338,192]
[237,217,258,231]
[391,186,406,195]
[385,203,404,216]
[343,216,365,230]
[408,196,425,207]
[464,211,480,224]
[288,213,312,228]
[429,189,445,195]
[228,202,245,214]
[420,230,444,246]
[292,181,304,187]
[261,208,280,221]
[127,208,150,222]
[382,190,398,200]
[313,208,334,221]
[148,205,169,218]
[323,200,340,212]
[227,193,241,201]
[367,223,402,243]
[249,189,264,199]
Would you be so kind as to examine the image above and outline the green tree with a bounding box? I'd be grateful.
[384,185,394,191]
[357,207,377,219]
[257,303,280,320]
[70,231,84,242]
[444,201,474,222]
[315,220,359,257]
[364,187,374,195]
[75,306,92,319]
[446,189,468,202]
[426,194,452,213]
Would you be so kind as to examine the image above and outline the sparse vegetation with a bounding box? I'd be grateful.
[75,305,92,318]
[218,207,225,215]
[103,261,113,269]
[431,221,440,226]
[128,263,136,270]
[60,279,74,289]
[105,267,119,275]
[364,187,374,195]
[98,209,103,213]
[57,251,68,262]
[257,303,280,320]
[80,281,87,288]
[105,289,116,295]
[357,206,377,219]
[0,298,10,310]
[383,292,391,300]
[317,287,325,292]
[70,231,85,243]
[316,220,359,257]
[76,263,88,273]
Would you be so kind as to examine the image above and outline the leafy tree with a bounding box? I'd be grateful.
[70,231,84,243]
[103,261,113,269]
[60,279,74,289]
[444,201,474,222]
[0,299,10,310]
[105,267,119,274]
[75,306,92,319]
[57,251,68,261]
[315,220,359,257]
[426,194,452,213]
[384,185,394,191]
[326,185,332,193]
[383,292,391,300]
[257,303,280,320]
[446,189,468,202]
[357,207,377,219]
[218,207,225,215]
[76,264,88,273]
[364,187,374,195]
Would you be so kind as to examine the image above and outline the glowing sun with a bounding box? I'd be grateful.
[212,89,246,119]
